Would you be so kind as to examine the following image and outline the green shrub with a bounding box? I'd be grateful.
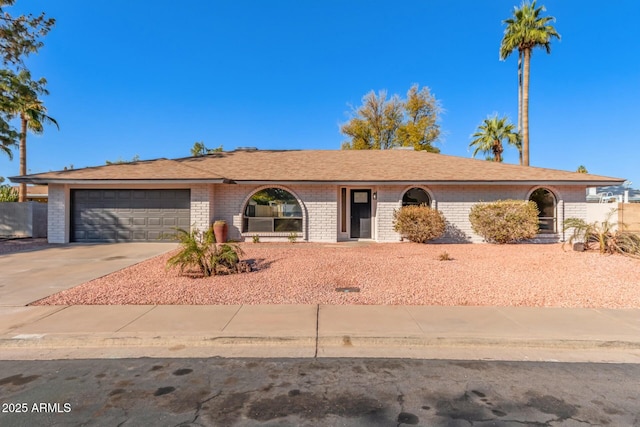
[0,185,18,202]
[166,227,247,276]
[252,234,260,243]
[393,205,446,243]
[564,210,640,258]
[287,232,299,243]
[469,200,539,244]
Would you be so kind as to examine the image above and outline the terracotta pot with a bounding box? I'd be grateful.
[213,221,228,243]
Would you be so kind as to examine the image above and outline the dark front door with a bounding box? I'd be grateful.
[350,190,371,239]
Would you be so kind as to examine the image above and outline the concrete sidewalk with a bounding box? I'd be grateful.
[1,304,639,362]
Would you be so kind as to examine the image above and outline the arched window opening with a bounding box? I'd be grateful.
[243,188,303,233]
[529,188,556,233]
[402,187,431,207]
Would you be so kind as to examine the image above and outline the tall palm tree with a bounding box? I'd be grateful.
[469,115,520,163]
[7,70,58,201]
[500,1,560,166]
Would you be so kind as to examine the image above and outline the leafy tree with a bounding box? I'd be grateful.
[341,84,441,152]
[190,141,222,156]
[0,1,55,159]
[1,69,58,202]
[0,0,55,68]
[576,165,588,173]
[0,183,18,201]
[396,85,441,151]
[500,1,560,166]
[469,115,520,163]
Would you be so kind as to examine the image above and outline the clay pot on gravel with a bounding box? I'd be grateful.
[213,220,228,243]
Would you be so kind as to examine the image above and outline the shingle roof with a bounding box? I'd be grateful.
[11,158,225,182]
[10,149,624,185]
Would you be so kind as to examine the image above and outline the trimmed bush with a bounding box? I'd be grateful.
[393,205,446,243]
[469,200,539,244]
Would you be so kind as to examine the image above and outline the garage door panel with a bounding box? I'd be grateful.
[177,217,191,227]
[132,217,146,226]
[71,189,191,242]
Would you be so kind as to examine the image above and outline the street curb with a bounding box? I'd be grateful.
[2,334,640,351]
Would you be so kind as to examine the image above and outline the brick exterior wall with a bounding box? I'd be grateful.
[46,182,589,244]
[211,184,337,242]
[190,184,211,232]
[375,184,587,243]
[47,184,68,243]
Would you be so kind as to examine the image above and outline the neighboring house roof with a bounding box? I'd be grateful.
[9,149,625,186]
[11,185,49,198]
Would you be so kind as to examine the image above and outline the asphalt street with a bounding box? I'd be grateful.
[0,358,638,426]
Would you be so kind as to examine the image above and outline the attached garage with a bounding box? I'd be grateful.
[71,189,190,242]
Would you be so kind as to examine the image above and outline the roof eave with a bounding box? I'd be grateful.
[8,177,230,185]
[232,179,625,186]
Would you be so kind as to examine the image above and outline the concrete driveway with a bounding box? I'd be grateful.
[0,242,177,306]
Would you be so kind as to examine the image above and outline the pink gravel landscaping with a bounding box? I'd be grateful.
[32,242,640,308]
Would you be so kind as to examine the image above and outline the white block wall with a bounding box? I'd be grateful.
[190,184,211,232]
[375,184,589,243]
[46,182,591,244]
[48,184,68,243]
[376,185,403,241]
[210,184,337,242]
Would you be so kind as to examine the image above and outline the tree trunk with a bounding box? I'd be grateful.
[494,139,502,163]
[18,114,27,202]
[517,50,523,165]
[522,48,531,166]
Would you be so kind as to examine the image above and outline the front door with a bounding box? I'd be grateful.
[350,190,371,239]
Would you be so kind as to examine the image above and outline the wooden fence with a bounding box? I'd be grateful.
[619,203,640,233]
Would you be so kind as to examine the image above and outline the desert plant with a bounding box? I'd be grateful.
[0,185,18,202]
[469,200,539,243]
[393,205,446,243]
[166,227,245,276]
[287,232,299,243]
[563,211,640,258]
[438,251,453,261]
[252,234,260,243]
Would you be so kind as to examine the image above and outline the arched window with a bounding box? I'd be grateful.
[529,188,556,233]
[243,188,303,232]
[402,187,431,207]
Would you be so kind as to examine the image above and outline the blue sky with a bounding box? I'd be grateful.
[2,0,639,187]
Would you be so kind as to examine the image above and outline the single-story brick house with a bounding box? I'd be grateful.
[10,149,624,244]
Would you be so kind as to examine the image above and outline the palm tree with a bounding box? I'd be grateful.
[469,115,520,163]
[500,1,560,166]
[7,70,58,201]
[0,123,17,159]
